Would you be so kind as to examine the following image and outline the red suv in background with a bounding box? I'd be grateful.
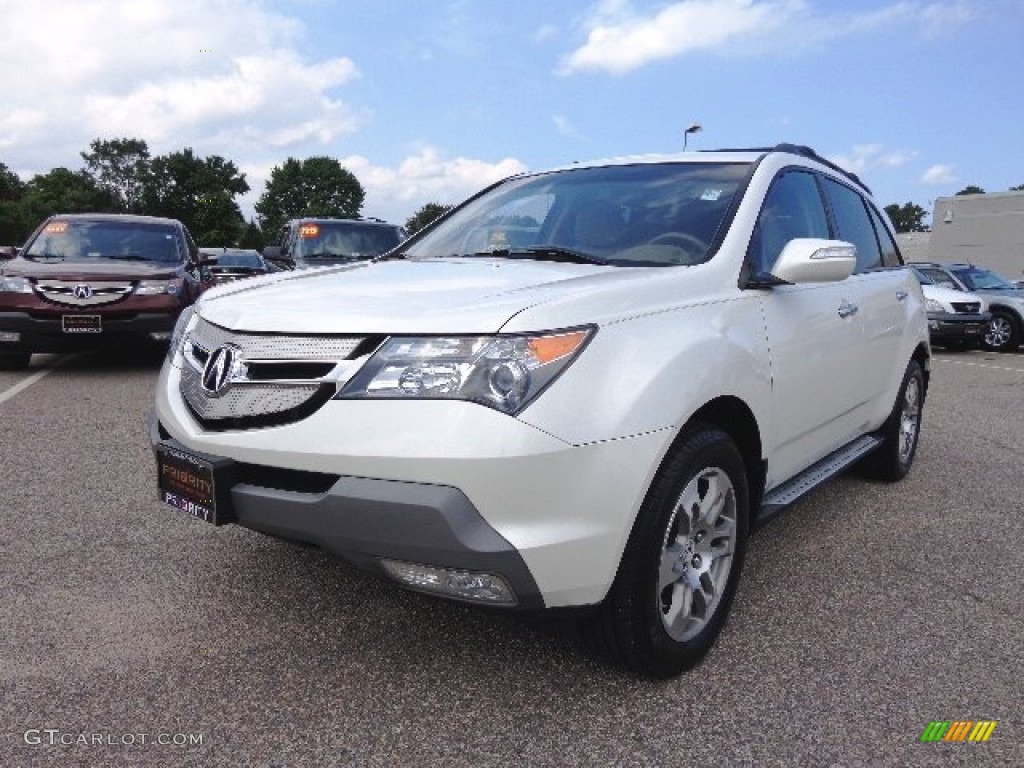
[0,213,203,368]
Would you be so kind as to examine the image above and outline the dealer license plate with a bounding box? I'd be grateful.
[156,444,234,525]
[62,315,102,333]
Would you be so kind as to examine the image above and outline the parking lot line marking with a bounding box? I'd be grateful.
[933,357,1024,375]
[0,355,75,406]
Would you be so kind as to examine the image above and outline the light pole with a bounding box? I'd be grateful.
[683,123,703,150]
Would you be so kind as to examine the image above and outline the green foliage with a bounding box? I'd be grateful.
[1010,184,1024,192]
[141,148,249,245]
[19,168,117,227]
[883,202,928,233]
[255,156,365,236]
[0,162,28,243]
[81,137,151,213]
[955,185,985,196]
[405,203,453,235]
[238,219,264,250]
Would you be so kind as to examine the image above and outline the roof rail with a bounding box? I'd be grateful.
[700,144,872,195]
[771,143,871,195]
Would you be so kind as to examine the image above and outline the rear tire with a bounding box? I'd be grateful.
[579,425,749,678]
[0,350,31,370]
[860,359,924,482]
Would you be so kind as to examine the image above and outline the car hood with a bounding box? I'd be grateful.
[920,284,984,307]
[1,257,182,281]
[197,257,624,334]
[975,288,1024,303]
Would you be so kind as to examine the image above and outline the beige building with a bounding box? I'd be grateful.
[927,191,1024,279]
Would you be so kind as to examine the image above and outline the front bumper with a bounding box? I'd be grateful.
[927,311,990,342]
[150,414,545,608]
[0,309,182,352]
[152,360,672,609]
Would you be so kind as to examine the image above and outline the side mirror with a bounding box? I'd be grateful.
[771,238,857,284]
[262,245,284,259]
[0,245,17,260]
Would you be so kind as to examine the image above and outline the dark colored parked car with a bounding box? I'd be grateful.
[0,213,203,368]
[262,217,405,270]
[198,247,273,291]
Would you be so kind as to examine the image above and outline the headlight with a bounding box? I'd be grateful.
[0,276,33,294]
[166,306,197,362]
[338,327,594,415]
[137,279,184,296]
[925,298,945,313]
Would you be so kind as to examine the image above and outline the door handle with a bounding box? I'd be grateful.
[896,290,908,301]
[838,300,858,318]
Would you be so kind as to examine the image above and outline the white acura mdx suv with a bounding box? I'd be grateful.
[152,144,930,677]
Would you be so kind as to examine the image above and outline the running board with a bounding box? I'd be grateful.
[757,434,882,524]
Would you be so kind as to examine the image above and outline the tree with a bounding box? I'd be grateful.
[18,168,116,227]
[238,219,264,250]
[0,162,27,244]
[405,203,453,235]
[81,137,151,213]
[955,185,985,196]
[141,148,249,245]
[884,202,928,233]
[1010,184,1024,192]
[255,156,364,236]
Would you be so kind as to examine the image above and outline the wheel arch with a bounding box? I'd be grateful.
[686,396,765,510]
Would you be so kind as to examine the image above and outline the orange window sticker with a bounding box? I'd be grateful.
[45,221,69,233]
[300,224,320,238]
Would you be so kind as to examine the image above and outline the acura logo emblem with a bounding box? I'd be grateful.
[201,345,240,396]
[73,284,92,299]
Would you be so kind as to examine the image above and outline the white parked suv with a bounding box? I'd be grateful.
[152,144,930,677]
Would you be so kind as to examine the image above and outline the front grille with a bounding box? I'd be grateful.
[36,280,133,306]
[180,317,372,431]
[190,316,364,360]
[951,302,981,314]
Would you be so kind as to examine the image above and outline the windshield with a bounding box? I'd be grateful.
[295,222,402,260]
[211,252,263,268]
[951,266,1017,291]
[912,268,935,285]
[24,219,181,263]
[403,162,751,267]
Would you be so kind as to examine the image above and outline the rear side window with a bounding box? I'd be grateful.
[748,170,829,273]
[822,177,882,272]
[868,206,902,267]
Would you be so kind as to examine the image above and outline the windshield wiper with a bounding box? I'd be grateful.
[501,246,609,266]
[105,254,151,262]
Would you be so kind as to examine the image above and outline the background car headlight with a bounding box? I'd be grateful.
[925,298,946,313]
[0,276,33,293]
[137,278,184,295]
[338,327,594,414]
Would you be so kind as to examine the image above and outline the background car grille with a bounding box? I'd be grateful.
[951,302,982,314]
[36,280,133,306]
[180,317,375,430]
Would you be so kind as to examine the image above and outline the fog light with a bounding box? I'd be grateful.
[380,559,516,605]
[150,331,172,341]
[0,331,20,342]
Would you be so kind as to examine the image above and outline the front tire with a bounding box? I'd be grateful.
[580,425,749,678]
[0,350,31,370]
[982,311,1021,352]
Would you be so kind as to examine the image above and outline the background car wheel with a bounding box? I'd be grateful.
[0,350,31,370]
[859,359,924,482]
[982,311,1020,352]
[579,424,749,678]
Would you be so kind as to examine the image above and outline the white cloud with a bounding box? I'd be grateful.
[921,164,957,185]
[553,115,583,139]
[558,0,978,75]
[0,0,359,167]
[829,144,914,175]
[236,149,529,227]
[342,149,529,225]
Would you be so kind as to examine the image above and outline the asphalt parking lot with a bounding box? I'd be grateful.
[1,348,1021,767]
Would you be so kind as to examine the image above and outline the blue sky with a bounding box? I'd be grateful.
[1,0,1022,228]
